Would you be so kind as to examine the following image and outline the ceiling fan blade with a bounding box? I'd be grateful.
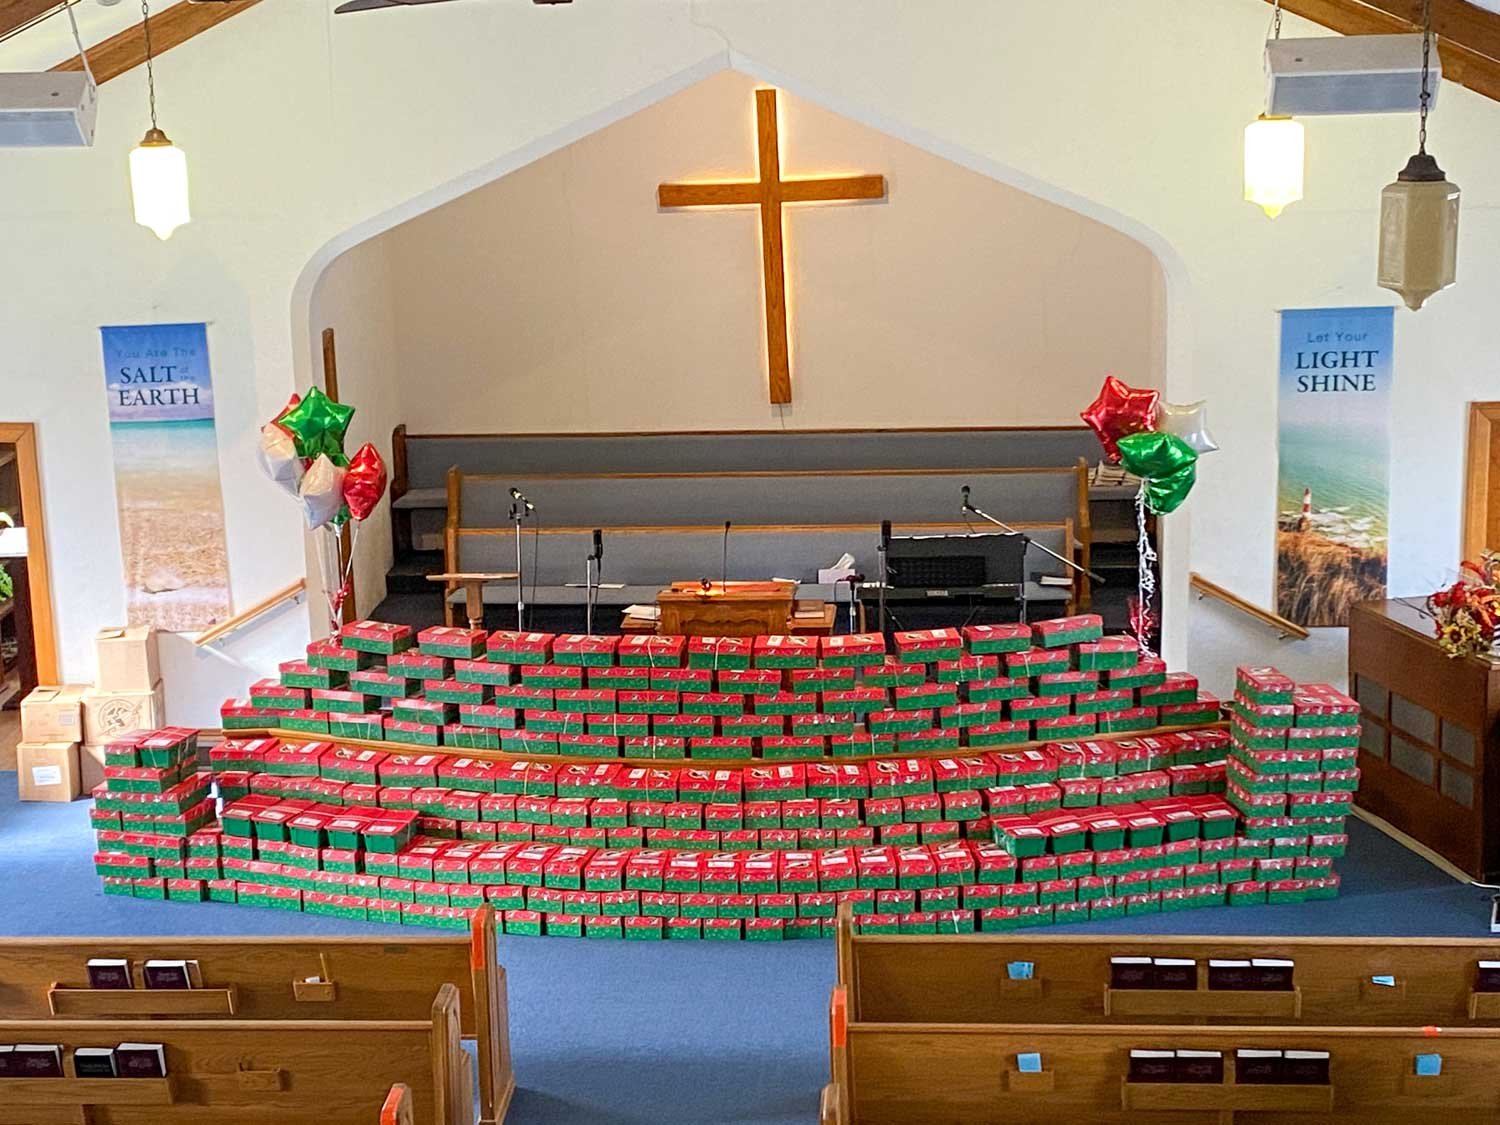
[334,0,459,14]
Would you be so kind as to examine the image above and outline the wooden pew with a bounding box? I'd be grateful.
[0,907,512,1124]
[836,1014,1500,1124]
[834,904,1500,1027]
[0,984,468,1125]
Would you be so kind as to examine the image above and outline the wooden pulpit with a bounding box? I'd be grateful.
[656,580,796,637]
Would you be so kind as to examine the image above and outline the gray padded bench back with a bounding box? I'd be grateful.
[454,524,1072,589]
[407,428,1096,490]
[457,469,1077,530]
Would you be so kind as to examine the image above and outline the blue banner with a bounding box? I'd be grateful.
[100,323,231,631]
[1275,306,1393,627]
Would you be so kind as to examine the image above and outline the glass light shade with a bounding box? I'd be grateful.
[130,127,190,240]
[1377,152,1459,311]
[1243,114,1304,219]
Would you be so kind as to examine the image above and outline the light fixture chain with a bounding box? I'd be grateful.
[141,0,157,132]
[1419,0,1432,153]
[1272,0,1283,40]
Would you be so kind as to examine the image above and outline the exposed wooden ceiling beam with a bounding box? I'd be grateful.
[1267,0,1500,103]
[0,1,59,42]
[51,0,262,86]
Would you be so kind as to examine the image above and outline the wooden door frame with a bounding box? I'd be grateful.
[1463,402,1500,562]
[0,423,57,684]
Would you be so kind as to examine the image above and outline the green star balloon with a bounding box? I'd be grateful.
[279,387,354,462]
[1143,462,1197,514]
[1117,430,1199,514]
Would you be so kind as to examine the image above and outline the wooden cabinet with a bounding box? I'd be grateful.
[1349,599,1500,880]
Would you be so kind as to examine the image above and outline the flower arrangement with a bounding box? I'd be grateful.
[1428,552,1500,658]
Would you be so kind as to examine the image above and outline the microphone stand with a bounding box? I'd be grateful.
[585,530,602,635]
[962,495,1103,624]
[510,501,528,630]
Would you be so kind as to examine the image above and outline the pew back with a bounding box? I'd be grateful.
[835,908,1500,1027]
[841,1019,1500,1125]
[0,984,467,1125]
[0,912,512,1125]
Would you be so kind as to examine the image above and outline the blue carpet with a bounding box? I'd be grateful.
[1,772,1492,1123]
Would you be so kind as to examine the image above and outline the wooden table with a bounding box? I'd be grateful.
[1349,598,1500,880]
[656,580,795,637]
[623,587,836,636]
[427,571,518,629]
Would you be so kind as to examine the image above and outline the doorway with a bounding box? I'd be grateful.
[0,423,57,765]
[1463,403,1500,561]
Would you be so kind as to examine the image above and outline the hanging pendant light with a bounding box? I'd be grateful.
[1377,0,1458,310]
[129,0,190,240]
[1244,0,1303,219]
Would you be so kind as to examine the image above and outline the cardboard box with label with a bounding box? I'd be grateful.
[83,682,166,745]
[20,684,87,743]
[18,741,80,801]
[95,626,160,693]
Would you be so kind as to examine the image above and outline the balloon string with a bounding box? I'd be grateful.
[1135,482,1158,658]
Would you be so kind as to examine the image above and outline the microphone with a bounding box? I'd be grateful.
[509,487,534,512]
[961,484,971,511]
[721,520,732,593]
[592,528,603,563]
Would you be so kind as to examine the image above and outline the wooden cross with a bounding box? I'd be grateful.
[658,88,886,405]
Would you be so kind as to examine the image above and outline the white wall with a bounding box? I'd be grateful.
[377,69,1164,431]
[0,0,1495,700]
[306,238,401,614]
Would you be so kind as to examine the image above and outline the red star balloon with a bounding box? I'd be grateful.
[1080,375,1160,463]
[342,442,388,522]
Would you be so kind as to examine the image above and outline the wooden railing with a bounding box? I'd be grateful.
[1189,571,1309,640]
[194,578,307,647]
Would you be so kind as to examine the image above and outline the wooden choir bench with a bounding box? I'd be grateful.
[0,906,512,1124]
[0,983,467,1125]
[834,905,1500,1027]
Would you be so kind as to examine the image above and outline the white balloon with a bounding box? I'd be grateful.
[298,454,346,530]
[256,422,304,496]
[1156,399,1220,455]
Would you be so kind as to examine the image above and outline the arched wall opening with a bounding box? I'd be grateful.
[292,59,1191,661]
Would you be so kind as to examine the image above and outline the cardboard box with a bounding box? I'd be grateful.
[18,740,80,801]
[82,682,166,745]
[20,684,87,743]
[95,626,160,693]
[80,743,108,792]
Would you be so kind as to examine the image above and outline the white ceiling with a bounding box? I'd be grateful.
[1467,0,1500,14]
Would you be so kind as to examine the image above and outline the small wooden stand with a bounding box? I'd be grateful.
[656,580,796,637]
[427,571,518,630]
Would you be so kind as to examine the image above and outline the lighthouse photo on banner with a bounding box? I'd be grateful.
[1275,306,1393,628]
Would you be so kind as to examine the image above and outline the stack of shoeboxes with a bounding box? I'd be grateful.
[1222,667,1360,907]
[90,727,216,904]
[82,626,165,785]
[16,684,87,801]
[83,617,1359,937]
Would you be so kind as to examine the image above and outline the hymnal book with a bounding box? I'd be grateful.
[1207,958,1253,991]
[1248,958,1295,991]
[1153,957,1198,991]
[1127,1049,1176,1083]
[142,959,193,990]
[115,1043,167,1079]
[1282,1049,1330,1085]
[74,1047,119,1078]
[86,958,133,990]
[1110,956,1154,990]
[1235,1049,1283,1084]
[9,1044,64,1077]
[1175,1049,1224,1084]
[1477,960,1500,992]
